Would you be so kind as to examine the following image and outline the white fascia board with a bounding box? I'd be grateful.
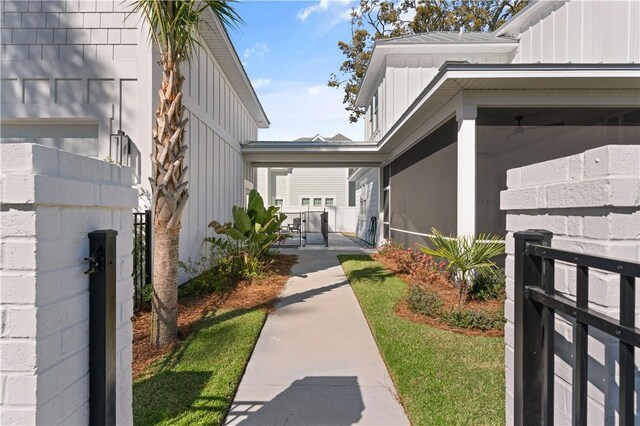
[447,68,640,80]
[242,146,380,154]
[494,0,567,37]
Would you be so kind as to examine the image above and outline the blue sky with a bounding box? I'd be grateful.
[227,0,364,141]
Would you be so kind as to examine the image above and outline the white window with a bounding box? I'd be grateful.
[313,198,322,207]
[274,198,284,207]
[301,198,310,206]
[325,198,334,206]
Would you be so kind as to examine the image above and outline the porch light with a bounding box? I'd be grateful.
[109,130,130,166]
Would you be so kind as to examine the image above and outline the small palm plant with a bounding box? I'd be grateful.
[418,228,505,305]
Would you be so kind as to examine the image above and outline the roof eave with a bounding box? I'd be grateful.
[494,0,568,37]
[376,62,640,153]
[355,42,518,107]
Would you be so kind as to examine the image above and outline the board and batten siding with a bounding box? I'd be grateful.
[354,168,379,242]
[509,0,640,64]
[178,41,259,283]
[364,54,511,141]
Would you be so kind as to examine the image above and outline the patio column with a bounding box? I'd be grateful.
[456,104,477,237]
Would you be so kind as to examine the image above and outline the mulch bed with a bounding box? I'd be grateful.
[373,253,504,337]
[132,254,297,379]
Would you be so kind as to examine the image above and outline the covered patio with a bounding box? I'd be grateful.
[242,62,640,247]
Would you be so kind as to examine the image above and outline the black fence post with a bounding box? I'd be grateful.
[144,209,152,285]
[514,229,553,426]
[87,230,118,426]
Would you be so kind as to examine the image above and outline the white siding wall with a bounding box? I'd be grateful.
[354,168,379,241]
[366,54,511,141]
[0,0,153,180]
[255,167,350,208]
[179,42,258,283]
[510,0,639,64]
[256,167,268,198]
[289,168,349,207]
[0,0,261,285]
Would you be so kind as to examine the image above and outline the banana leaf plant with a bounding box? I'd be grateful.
[207,190,287,268]
[418,228,505,305]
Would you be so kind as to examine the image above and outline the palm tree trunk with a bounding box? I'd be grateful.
[151,225,179,345]
[150,58,189,347]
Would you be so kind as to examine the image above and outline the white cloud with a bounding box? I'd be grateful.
[243,42,270,60]
[256,81,363,141]
[251,78,271,89]
[307,85,328,96]
[297,0,353,22]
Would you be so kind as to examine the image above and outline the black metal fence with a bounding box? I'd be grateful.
[133,210,151,311]
[514,230,640,426]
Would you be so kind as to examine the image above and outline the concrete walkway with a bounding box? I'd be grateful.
[225,250,409,426]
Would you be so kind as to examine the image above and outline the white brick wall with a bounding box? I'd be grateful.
[501,144,640,425]
[0,143,136,425]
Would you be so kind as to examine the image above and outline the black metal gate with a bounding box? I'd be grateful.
[133,210,151,311]
[514,230,640,426]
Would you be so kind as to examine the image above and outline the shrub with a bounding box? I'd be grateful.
[442,308,505,331]
[379,240,404,257]
[469,268,506,301]
[407,285,504,331]
[410,251,449,285]
[178,256,227,298]
[379,241,414,273]
[407,285,443,318]
[379,240,449,286]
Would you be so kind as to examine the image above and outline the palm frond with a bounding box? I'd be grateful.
[418,228,505,277]
[133,0,242,64]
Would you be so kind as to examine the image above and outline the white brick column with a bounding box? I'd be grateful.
[0,143,137,425]
[501,144,640,425]
[456,104,477,236]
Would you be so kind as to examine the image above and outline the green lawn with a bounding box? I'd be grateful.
[339,254,505,426]
[133,308,265,426]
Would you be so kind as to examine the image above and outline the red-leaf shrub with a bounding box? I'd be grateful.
[379,240,449,285]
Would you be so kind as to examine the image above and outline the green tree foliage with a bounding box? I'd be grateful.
[329,0,529,122]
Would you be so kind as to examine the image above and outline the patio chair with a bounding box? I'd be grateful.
[288,217,301,234]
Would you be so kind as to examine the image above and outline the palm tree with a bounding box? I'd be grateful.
[419,228,504,305]
[133,0,240,347]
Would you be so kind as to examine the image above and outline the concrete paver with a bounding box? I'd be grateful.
[225,250,409,426]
